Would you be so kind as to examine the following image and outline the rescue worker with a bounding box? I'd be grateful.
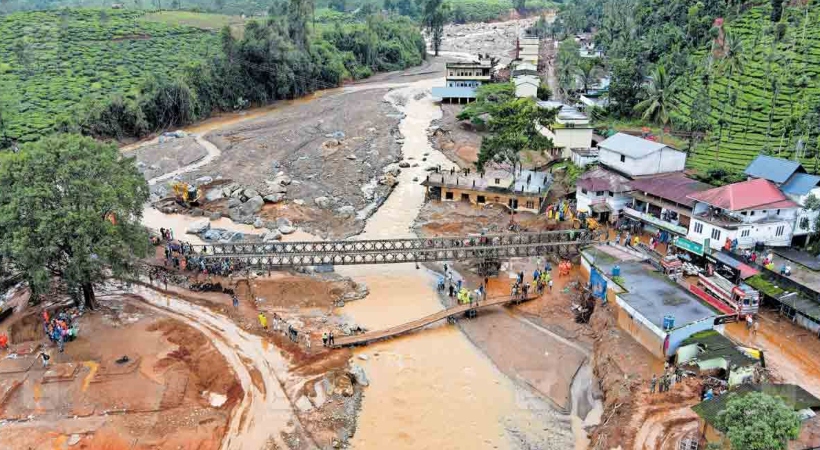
[650,374,657,393]
[258,312,268,330]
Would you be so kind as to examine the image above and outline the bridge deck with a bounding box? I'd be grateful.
[331,293,538,347]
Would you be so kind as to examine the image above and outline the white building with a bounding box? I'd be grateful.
[514,74,539,98]
[518,37,540,65]
[576,167,632,222]
[597,133,686,177]
[686,178,801,250]
[571,147,599,168]
[536,101,594,159]
[744,154,820,245]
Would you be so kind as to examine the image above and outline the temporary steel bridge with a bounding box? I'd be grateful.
[191,229,599,267]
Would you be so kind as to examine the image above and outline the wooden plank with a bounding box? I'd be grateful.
[331,294,538,347]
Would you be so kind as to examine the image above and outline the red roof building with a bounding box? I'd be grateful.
[687,178,798,211]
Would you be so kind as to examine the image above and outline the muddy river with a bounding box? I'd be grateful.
[136,57,589,448]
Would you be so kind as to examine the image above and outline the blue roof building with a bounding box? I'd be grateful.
[744,154,805,185]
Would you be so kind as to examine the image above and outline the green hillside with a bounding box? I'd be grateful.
[0,9,218,142]
[673,4,820,173]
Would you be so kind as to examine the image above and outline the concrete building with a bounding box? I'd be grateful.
[576,167,632,222]
[570,147,599,168]
[597,133,686,177]
[517,37,540,65]
[514,74,539,98]
[536,101,594,159]
[581,248,719,358]
[675,330,761,386]
[421,168,551,213]
[431,60,492,103]
[744,155,820,245]
[686,178,801,250]
[624,172,713,238]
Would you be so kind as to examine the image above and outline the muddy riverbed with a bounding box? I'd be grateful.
[135,25,596,449]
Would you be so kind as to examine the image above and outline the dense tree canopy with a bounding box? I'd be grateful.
[0,134,150,308]
[714,392,800,450]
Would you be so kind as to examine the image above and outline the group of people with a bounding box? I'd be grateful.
[649,364,684,394]
[43,309,77,353]
[546,200,573,222]
[257,311,318,349]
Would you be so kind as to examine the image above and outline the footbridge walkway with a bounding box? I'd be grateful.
[192,229,598,267]
[331,293,539,347]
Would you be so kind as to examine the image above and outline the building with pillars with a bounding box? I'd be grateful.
[421,168,551,213]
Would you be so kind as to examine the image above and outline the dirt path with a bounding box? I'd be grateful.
[105,282,304,450]
[147,135,222,186]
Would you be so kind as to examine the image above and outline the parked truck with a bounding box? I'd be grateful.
[695,272,759,317]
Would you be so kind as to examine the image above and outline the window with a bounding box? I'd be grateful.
[581,188,588,195]
[596,191,604,197]
[526,200,535,209]
[620,155,626,163]
[776,225,785,237]
[741,229,750,238]
[608,192,614,197]
[711,228,721,241]
[477,195,486,204]
[445,191,454,200]
[776,209,781,215]
[694,222,704,234]
[494,178,501,184]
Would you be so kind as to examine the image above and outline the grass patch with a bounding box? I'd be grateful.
[142,11,248,38]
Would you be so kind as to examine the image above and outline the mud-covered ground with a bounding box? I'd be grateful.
[0,292,238,450]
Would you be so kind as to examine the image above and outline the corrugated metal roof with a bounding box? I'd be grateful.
[687,178,799,211]
[744,155,804,184]
[628,173,712,208]
[536,101,588,121]
[577,167,631,192]
[680,330,758,369]
[692,384,820,431]
[431,86,477,99]
[781,173,820,195]
[598,132,669,158]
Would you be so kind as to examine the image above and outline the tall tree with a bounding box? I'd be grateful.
[476,98,557,171]
[422,0,449,56]
[288,0,313,49]
[607,57,642,117]
[715,32,745,158]
[512,0,526,14]
[715,392,800,450]
[575,57,603,95]
[634,65,678,142]
[0,134,150,308]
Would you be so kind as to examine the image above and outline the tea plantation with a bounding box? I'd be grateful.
[673,5,820,173]
[0,9,218,143]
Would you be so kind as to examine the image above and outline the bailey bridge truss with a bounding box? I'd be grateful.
[191,230,599,267]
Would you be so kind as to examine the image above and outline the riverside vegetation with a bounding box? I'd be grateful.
[0,7,425,145]
[551,0,820,181]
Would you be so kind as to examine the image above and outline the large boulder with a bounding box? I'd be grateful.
[186,218,210,235]
[222,183,239,197]
[230,188,244,199]
[314,196,332,209]
[228,196,264,224]
[203,229,224,241]
[227,197,242,208]
[333,373,355,397]
[264,193,285,204]
[244,188,259,199]
[348,364,369,387]
[279,224,296,235]
[398,161,411,168]
[205,188,224,202]
[253,217,266,229]
[337,205,356,218]
[244,196,265,213]
[263,230,282,242]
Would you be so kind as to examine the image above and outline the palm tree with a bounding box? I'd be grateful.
[715,32,745,158]
[634,65,678,143]
[576,58,603,95]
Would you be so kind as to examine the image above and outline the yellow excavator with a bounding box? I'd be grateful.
[172,182,203,206]
[572,212,600,231]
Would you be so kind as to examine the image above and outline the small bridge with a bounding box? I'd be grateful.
[191,229,598,267]
[331,293,539,347]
